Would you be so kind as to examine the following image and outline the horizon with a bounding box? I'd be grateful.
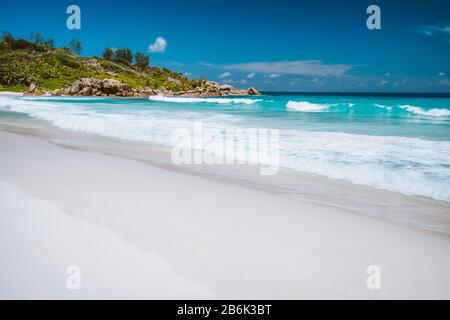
[261,91,450,96]
[1,0,450,92]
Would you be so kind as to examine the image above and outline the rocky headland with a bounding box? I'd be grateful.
[25,78,260,97]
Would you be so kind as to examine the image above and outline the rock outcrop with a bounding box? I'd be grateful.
[52,78,134,96]
[29,77,261,97]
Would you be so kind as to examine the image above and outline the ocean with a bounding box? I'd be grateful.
[1,92,449,202]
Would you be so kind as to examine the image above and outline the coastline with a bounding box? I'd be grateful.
[1,115,449,235]
[1,125,450,298]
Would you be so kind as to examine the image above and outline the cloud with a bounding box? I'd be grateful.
[310,77,326,85]
[419,22,450,37]
[148,37,167,53]
[246,73,256,79]
[377,80,389,86]
[223,60,354,76]
[437,79,450,87]
[438,72,446,76]
[383,72,391,77]
[219,72,231,78]
[197,61,214,67]
[393,79,407,87]
[224,78,248,85]
[268,73,280,78]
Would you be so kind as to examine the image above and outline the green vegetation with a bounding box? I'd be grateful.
[134,52,150,70]
[0,32,206,92]
[69,39,82,55]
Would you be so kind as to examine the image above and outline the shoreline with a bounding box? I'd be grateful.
[1,116,449,235]
[1,129,450,299]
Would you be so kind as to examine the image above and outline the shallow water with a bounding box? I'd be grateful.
[1,93,449,202]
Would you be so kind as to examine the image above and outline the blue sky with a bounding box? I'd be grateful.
[1,0,450,92]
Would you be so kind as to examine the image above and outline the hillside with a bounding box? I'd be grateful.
[0,33,259,96]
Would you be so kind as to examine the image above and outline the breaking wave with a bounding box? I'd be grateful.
[399,105,450,117]
[1,95,450,201]
[286,101,333,112]
[149,95,261,105]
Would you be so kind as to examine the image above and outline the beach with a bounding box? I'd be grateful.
[1,128,450,299]
[1,0,450,303]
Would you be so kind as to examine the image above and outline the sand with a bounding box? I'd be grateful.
[0,130,450,299]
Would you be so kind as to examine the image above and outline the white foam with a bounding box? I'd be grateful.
[149,95,261,105]
[278,130,450,201]
[1,96,450,202]
[286,101,333,112]
[400,105,450,117]
[374,103,393,111]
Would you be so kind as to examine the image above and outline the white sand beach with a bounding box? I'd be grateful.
[0,92,23,97]
[1,130,450,299]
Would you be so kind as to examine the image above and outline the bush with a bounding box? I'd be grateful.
[135,52,149,69]
[69,39,82,55]
[102,48,113,60]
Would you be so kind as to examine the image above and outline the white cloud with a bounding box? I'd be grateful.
[310,77,326,85]
[198,61,214,67]
[148,36,167,53]
[393,79,407,87]
[268,73,280,78]
[437,79,450,87]
[377,80,389,86]
[383,72,391,77]
[246,73,256,79]
[219,72,231,78]
[419,22,450,37]
[222,78,248,85]
[438,72,446,76]
[224,60,354,76]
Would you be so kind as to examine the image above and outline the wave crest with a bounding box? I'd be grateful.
[399,105,450,117]
[286,101,333,112]
[149,95,261,105]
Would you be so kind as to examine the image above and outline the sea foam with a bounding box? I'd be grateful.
[399,105,450,117]
[1,96,450,202]
[149,95,261,104]
[286,101,333,112]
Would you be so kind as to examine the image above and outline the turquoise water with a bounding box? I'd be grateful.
[1,93,449,201]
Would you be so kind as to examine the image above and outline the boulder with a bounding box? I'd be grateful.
[219,84,233,90]
[247,87,260,95]
[68,83,80,95]
[102,79,129,94]
[168,77,182,85]
[80,77,95,88]
[79,87,91,96]
[84,59,101,69]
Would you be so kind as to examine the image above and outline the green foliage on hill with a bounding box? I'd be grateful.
[0,32,205,92]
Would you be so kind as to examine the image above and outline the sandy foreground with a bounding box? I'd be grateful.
[0,130,449,299]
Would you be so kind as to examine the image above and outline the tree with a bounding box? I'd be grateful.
[113,48,133,64]
[125,48,132,63]
[69,39,82,55]
[135,52,149,69]
[44,39,55,48]
[102,48,113,60]
[32,32,44,45]
[1,31,14,45]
